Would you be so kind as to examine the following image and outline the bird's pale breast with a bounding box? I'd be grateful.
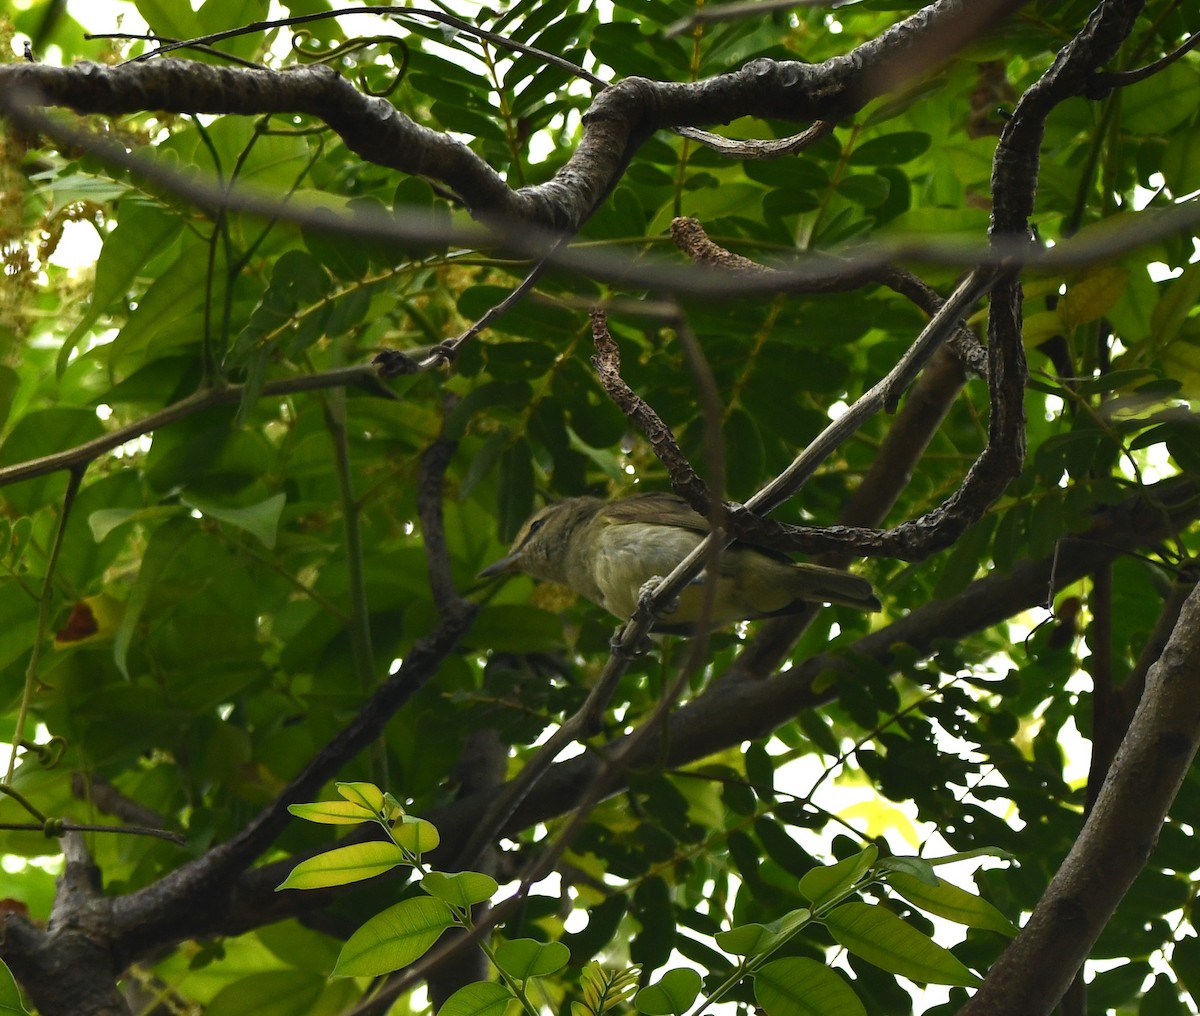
[591,522,703,617]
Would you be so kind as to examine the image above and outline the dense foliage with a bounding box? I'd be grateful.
[1,0,1199,1014]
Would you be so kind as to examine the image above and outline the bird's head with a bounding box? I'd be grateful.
[478,496,604,585]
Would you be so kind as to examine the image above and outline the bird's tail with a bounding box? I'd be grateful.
[790,563,881,612]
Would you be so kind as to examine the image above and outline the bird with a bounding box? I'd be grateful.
[479,492,880,633]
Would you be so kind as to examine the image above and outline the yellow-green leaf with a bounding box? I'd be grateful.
[1060,265,1129,330]
[394,815,441,855]
[885,871,1017,937]
[1021,309,1065,347]
[635,968,702,1015]
[422,870,499,908]
[755,957,866,1016]
[438,981,513,1016]
[493,939,570,979]
[337,782,386,814]
[715,909,812,957]
[287,800,376,825]
[276,841,408,890]
[798,846,877,908]
[332,896,454,977]
[824,902,980,987]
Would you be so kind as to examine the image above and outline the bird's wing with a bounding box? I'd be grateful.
[601,492,798,561]
[598,492,711,532]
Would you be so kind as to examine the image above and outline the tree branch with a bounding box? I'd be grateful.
[1,0,1030,232]
[959,575,1200,1016]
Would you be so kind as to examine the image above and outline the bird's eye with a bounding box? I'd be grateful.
[528,518,546,536]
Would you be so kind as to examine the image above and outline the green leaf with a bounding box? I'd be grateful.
[1140,973,1186,1016]
[1122,60,1200,135]
[181,492,286,549]
[422,870,499,908]
[134,0,201,38]
[1060,266,1130,331]
[849,132,931,166]
[0,958,28,1015]
[823,902,981,987]
[87,505,180,543]
[836,174,891,209]
[632,877,676,970]
[755,957,867,1016]
[0,407,105,514]
[1154,262,1200,349]
[497,438,535,543]
[1170,936,1200,1003]
[798,846,878,908]
[0,364,18,436]
[578,961,641,1014]
[107,243,211,370]
[276,841,409,890]
[113,516,195,679]
[635,968,702,1015]
[715,908,812,957]
[463,605,569,653]
[884,871,1016,936]
[561,895,629,964]
[438,981,514,1016]
[493,939,570,979]
[925,847,1016,867]
[204,970,324,1016]
[875,855,939,884]
[57,199,183,375]
[332,896,455,977]
[932,515,995,599]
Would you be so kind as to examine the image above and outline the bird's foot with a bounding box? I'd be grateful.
[610,627,654,656]
[638,576,680,616]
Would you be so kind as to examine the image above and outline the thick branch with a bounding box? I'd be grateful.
[0,0,1029,232]
[959,576,1200,1016]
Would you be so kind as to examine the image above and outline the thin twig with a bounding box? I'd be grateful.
[0,365,394,489]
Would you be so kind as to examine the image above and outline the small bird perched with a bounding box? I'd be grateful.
[479,492,880,633]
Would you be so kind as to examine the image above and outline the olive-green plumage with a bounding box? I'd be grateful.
[480,492,880,632]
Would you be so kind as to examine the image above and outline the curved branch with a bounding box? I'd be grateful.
[0,0,1029,232]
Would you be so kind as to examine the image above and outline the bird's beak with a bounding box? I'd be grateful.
[478,552,519,579]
